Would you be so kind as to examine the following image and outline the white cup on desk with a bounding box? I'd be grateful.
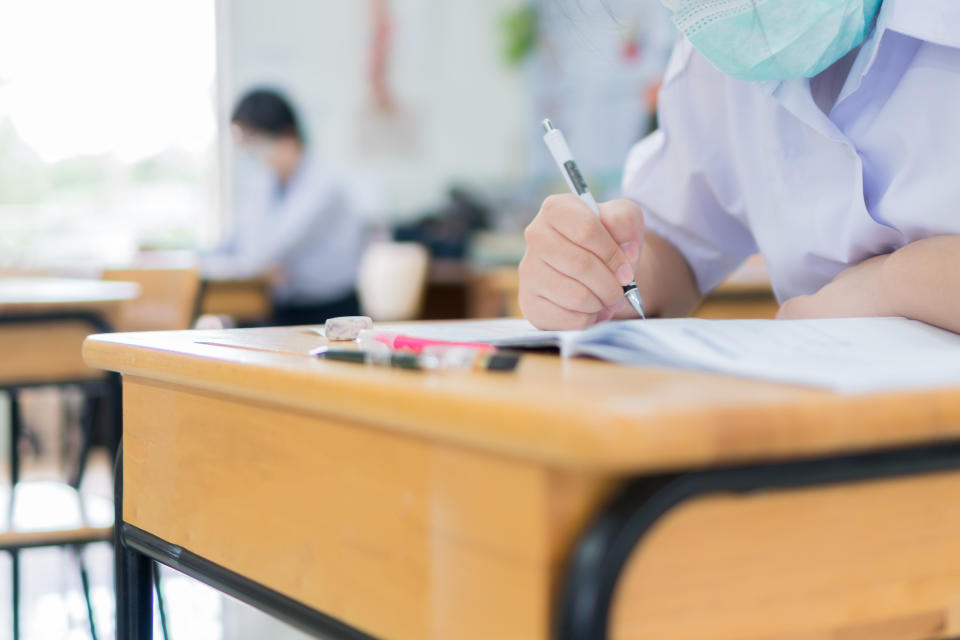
[357,242,430,321]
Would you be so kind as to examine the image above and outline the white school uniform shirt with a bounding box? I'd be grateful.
[204,153,367,304]
[621,0,960,302]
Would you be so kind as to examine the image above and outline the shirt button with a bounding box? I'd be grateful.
[843,144,856,158]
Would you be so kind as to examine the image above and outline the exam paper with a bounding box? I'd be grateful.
[375,317,960,393]
[569,317,960,393]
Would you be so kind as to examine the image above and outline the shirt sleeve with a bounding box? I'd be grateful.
[622,39,758,295]
[199,165,272,278]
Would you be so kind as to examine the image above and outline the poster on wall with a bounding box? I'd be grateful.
[524,0,676,197]
[355,0,423,158]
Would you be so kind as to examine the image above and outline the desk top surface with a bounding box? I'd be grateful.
[0,278,140,313]
[83,323,960,473]
[711,255,772,296]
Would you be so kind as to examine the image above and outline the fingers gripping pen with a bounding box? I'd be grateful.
[541,119,646,319]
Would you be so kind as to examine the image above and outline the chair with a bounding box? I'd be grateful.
[101,267,200,332]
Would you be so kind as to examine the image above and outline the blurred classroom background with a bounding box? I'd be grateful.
[0,1,773,638]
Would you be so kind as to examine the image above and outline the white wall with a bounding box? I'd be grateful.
[218,0,529,219]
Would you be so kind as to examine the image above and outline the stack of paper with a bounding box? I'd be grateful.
[378,317,960,393]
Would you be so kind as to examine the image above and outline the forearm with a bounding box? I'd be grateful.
[884,235,960,333]
[232,214,317,275]
[198,252,263,280]
[197,218,278,278]
[623,230,702,318]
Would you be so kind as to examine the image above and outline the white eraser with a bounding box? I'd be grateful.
[324,316,373,341]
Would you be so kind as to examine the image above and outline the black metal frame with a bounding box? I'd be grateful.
[553,441,960,640]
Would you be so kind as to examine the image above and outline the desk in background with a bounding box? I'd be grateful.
[0,253,272,328]
[422,261,522,320]
[694,254,779,319]
[86,324,960,640]
[427,254,777,321]
[0,277,140,637]
[196,276,273,326]
[0,278,139,386]
[0,276,139,468]
[117,251,275,327]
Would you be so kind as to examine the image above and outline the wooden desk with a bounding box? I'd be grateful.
[695,255,779,319]
[0,277,140,637]
[426,255,777,321]
[0,278,139,385]
[84,325,960,640]
[423,262,522,320]
[0,276,139,481]
[0,277,139,312]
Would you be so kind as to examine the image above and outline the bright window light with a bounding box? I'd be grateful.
[0,0,218,266]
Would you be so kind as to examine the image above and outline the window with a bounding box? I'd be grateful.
[0,0,218,268]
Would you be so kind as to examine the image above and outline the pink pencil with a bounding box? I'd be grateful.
[362,331,495,354]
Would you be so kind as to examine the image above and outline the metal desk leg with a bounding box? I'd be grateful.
[114,443,153,639]
[9,390,20,640]
[10,549,19,640]
[107,373,122,472]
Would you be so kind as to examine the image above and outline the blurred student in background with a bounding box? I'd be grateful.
[202,88,367,325]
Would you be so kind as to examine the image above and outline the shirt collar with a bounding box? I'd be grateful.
[270,152,315,200]
[881,0,960,49]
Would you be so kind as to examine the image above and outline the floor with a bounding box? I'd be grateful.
[0,389,315,640]
[0,545,315,640]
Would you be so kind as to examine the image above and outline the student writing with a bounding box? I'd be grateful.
[519,0,960,334]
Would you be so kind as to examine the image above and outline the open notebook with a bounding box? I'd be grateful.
[375,317,960,393]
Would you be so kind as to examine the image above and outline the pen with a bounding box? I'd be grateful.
[312,347,432,370]
[541,118,646,319]
[310,346,521,372]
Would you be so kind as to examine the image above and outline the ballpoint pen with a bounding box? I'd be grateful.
[541,118,645,319]
[310,346,520,372]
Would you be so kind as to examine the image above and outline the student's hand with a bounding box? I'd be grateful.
[519,196,644,330]
[777,254,893,320]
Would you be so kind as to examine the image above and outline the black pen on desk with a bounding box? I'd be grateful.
[312,347,427,370]
[541,118,646,318]
[310,347,521,372]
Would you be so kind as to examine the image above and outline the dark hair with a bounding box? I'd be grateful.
[231,88,303,141]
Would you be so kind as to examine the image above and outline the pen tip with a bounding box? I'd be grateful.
[624,287,646,319]
[542,118,554,133]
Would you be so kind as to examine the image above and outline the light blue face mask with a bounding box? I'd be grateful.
[662,0,883,82]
